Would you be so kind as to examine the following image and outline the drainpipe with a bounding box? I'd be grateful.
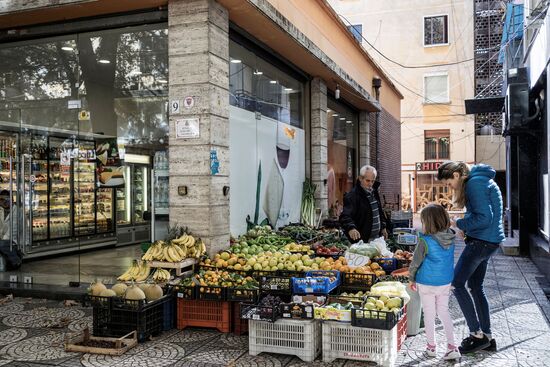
[373,77,382,170]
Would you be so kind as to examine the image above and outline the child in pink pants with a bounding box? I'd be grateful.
[409,204,460,360]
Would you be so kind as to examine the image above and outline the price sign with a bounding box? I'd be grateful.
[344,251,370,268]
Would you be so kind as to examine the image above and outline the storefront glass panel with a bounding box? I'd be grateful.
[229,39,306,235]
[327,98,358,218]
[0,23,168,286]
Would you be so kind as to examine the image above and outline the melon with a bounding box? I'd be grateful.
[125,284,146,300]
[111,283,128,297]
[99,289,117,297]
[144,284,164,301]
[90,280,107,296]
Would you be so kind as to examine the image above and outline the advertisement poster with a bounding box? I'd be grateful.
[229,106,305,235]
[96,138,124,187]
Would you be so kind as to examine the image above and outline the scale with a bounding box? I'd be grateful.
[393,228,418,246]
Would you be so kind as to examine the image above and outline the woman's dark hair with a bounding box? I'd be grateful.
[437,161,470,208]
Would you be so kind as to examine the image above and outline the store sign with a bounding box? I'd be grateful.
[176,118,200,139]
[416,161,443,172]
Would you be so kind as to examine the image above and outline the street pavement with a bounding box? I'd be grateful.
[0,242,549,366]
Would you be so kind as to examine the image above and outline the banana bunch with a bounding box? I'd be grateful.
[173,234,207,259]
[152,268,171,282]
[142,241,165,261]
[162,243,187,262]
[118,260,151,282]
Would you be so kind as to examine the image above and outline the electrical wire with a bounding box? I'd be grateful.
[338,14,475,69]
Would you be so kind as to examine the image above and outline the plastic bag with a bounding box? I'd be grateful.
[347,240,379,258]
[369,237,393,258]
[369,281,411,305]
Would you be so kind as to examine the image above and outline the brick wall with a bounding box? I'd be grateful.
[369,108,401,209]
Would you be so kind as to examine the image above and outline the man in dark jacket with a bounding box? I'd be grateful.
[339,165,388,243]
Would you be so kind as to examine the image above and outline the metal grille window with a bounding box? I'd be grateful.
[424,130,450,160]
[424,15,449,45]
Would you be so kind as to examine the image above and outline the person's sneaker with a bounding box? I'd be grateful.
[443,348,461,361]
[425,344,437,358]
[483,339,497,352]
[458,335,491,354]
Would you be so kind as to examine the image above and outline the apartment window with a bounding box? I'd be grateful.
[424,130,450,160]
[424,73,449,104]
[424,15,448,46]
[347,24,362,42]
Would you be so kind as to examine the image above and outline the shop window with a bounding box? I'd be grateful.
[229,40,303,128]
[538,96,549,238]
[424,73,449,104]
[327,98,358,218]
[416,173,453,211]
[229,37,305,235]
[424,130,450,160]
[424,15,449,46]
[347,24,363,42]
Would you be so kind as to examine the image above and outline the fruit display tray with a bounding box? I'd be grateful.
[147,258,197,276]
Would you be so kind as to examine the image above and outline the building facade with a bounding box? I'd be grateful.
[0,0,401,285]
[329,0,476,212]
[502,0,550,278]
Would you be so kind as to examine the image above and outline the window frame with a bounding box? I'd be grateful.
[424,129,450,160]
[423,14,450,47]
[423,72,450,104]
[347,24,363,43]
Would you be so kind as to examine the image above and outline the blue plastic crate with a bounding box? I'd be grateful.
[376,258,397,273]
[292,271,341,294]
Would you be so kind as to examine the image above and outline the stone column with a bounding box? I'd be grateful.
[359,111,371,168]
[168,0,230,256]
[310,77,328,219]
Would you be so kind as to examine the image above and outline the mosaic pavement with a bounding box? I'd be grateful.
[0,243,550,366]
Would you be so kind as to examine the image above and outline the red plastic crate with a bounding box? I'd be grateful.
[231,302,248,336]
[397,306,407,351]
[176,298,230,333]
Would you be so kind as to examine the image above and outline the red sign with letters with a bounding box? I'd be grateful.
[416,161,443,172]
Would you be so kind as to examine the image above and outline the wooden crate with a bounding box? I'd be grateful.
[147,258,197,276]
[64,328,137,356]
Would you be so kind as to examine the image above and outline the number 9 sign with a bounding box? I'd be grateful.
[171,100,180,114]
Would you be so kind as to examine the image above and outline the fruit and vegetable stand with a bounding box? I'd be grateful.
[88,224,415,365]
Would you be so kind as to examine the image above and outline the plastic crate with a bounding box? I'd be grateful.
[260,276,292,294]
[226,287,259,303]
[341,272,377,290]
[374,258,397,273]
[280,303,315,320]
[176,298,231,333]
[276,270,305,278]
[249,319,321,362]
[196,286,226,301]
[351,303,405,330]
[322,321,399,366]
[90,294,170,342]
[163,294,176,331]
[314,296,363,323]
[231,302,249,336]
[397,307,407,350]
[292,271,340,294]
[240,302,280,322]
[175,286,196,300]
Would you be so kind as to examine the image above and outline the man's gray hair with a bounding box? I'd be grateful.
[359,165,377,178]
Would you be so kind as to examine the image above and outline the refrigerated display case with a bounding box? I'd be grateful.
[49,137,72,239]
[29,136,49,242]
[74,140,96,236]
[116,160,151,246]
[151,151,169,241]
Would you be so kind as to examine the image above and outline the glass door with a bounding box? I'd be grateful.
[0,131,19,252]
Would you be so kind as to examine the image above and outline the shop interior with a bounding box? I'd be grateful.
[0,24,169,287]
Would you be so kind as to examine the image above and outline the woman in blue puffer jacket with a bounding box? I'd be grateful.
[437,162,505,355]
